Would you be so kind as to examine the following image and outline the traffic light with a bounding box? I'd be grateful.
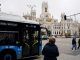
[64,15,67,20]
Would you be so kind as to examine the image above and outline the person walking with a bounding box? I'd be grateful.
[42,37,59,60]
[78,38,80,49]
[72,37,77,50]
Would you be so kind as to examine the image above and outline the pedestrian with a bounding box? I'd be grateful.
[78,38,80,49]
[42,37,59,60]
[72,37,77,50]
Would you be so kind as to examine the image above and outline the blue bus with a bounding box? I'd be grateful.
[0,12,42,60]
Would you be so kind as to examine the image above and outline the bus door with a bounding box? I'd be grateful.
[28,29,39,56]
[22,24,40,57]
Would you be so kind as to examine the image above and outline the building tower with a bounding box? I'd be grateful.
[42,2,48,13]
[40,2,53,36]
[40,2,51,21]
[23,5,36,20]
[31,9,36,20]
[61,13,65,20]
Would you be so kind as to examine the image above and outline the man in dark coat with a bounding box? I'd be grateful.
[42,37,59,60]
[72,37,76,50]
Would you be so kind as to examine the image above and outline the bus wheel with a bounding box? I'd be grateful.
[0,50,16,60]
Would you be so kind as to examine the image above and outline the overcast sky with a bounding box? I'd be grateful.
[0,0,80,21]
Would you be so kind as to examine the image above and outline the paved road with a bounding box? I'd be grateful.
[35,38,80,60]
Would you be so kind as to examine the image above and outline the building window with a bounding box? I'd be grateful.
[46,15,48,17]
[59,27,60,29]
[45,8,47,12]
[57,31,58,34]
[53,31,54,34]
[59,31,60,34]
[55,27,56,29]
[55,31,56,34]
[68,26,69,29]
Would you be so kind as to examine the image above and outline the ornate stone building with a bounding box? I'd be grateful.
[40,2,54,33]
[39,2,79,37]
[52,13,79,37]
[23,1,79,37]
[60,13,79,36]
[23,9,36,20]
[52,20,61,36]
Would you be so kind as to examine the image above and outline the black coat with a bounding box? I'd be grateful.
[42,43,59,60]
[72,38,76,45]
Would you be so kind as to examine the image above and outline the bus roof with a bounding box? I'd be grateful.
[0,12,39,24]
